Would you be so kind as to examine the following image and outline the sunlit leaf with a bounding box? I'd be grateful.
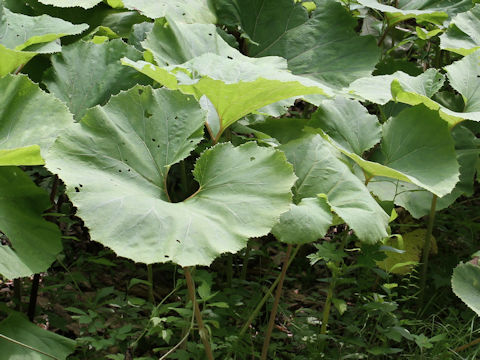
[0,4,88,76]
[309,97,381,155]
[280,134,389,243]
[441,5,480,55]
[46,86,296,266]
[122,18,332,140]
[0,74,73,165]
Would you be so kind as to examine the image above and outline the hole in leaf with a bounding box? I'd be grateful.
[152,138,156,142]
[250,157,255,161]
[127,169,131,172]
[118,169,122,173]
[138,89,143,95]
[79,184,83,187]
[75,187,80,192]
[208,33,212,36]
[144,111,152,118]
[164,255,169,258]
[227,56,233,60]
[176,240,181,243]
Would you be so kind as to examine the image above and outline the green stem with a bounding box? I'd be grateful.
[147,264,154,304]
[240,241,252,281]
[418,194,438,307]
[225,245,300,360]
[319,278,335,352]
[0,334,58,359]
[184,267,214,360]
[239,245,300,338]
[377,24,391,47]
[260,244,293,360]
[319,233,349,352]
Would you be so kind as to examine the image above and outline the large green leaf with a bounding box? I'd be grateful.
[452,262,480,316]
[349,60,480,127]
[122,19,332,140]
[120,0,216,23]
[0,167,62,279]
[46,86,296,266]
[440,5,480,56]
[368,125,479,218]
[0,4,88,76]
[0,75,73,165]
[37,0,102,8]
[43,39,150,120]
[348,69,445,106]
[319,105,459,197]
[272,197,332,244]
[358,0,456,25]
[0,311,75,359]
[214,0,379,88]
[308,97,381,156]
[280,134,389,243]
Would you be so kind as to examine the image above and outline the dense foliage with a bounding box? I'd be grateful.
[0,0,479,359]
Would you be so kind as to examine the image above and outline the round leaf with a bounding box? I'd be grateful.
[46,86,296,266]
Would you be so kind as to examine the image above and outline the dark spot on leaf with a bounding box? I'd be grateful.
[127,169,131,172]
[227,56,233,60]
[75,187,80,192]
[250,157,255,161]
[144,111,152,118]
[182,13,186,16]
[152,138,156,142]
[118,169,122,172]
[138,89,143,95]
[175,116,178,119]
[157,145,160,148]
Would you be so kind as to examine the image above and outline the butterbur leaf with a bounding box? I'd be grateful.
[37,0,103,8]
[0,4,88,76]
[0,311,75,359]
[0,74,73,166]
[0,167,62,279]
[120,0,216,24]
[214,0,379,88]
[368,125,478,218]
[46,86,296,266]
[122,18,332,140]
[348,69,445,106]
[308,97,381,156]
[452,262,480,316]
[358,0,454,25]
[272,197,332,244]
[322,106,459,197]
[280,134,389,243]
[351,53,480,127]
[441,5,480,56]
[43,39,150,120]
